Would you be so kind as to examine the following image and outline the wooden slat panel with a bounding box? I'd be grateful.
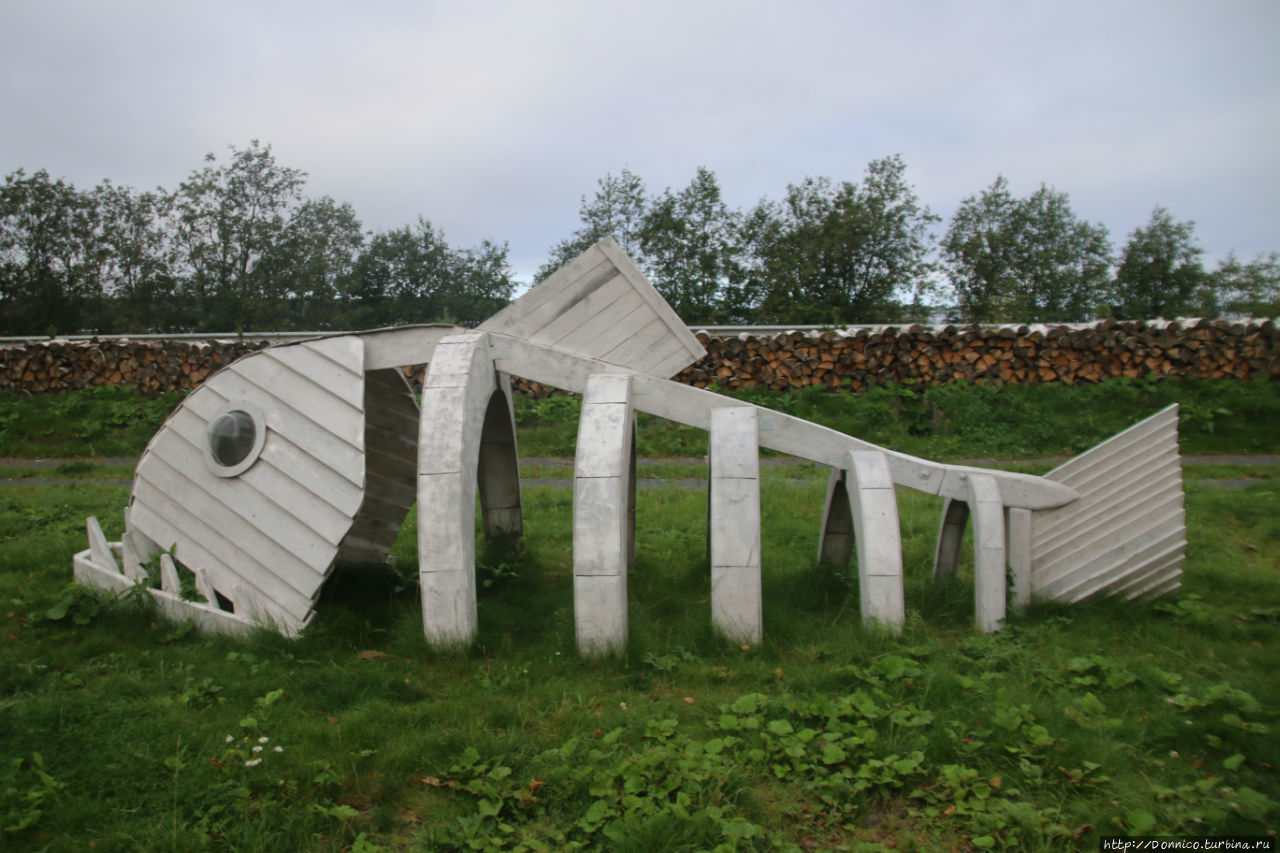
[165,407,352,546]
[135,453,332,582]
[510,259,620,340]
[128,492,313,622]
[206,369,364,487]
[479,247,610,337]
[337,367,417,566]
[532,273,630,346]
[1031,405,1184,603]
[598,316,666,366]
[262,339,365,412]
[554,288,647,356]
[596,237,705,363]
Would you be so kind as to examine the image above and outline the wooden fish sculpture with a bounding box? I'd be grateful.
[74,238,1186,654]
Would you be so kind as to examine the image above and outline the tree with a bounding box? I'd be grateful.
[639,167,742,323]
[347,218,513,328]
[1206,252,1280,318]
[91,180,180,332]
[751,155,937,325]
[0,169,103,335]
[1111,207,1206,320]
[172,140,306,329]
[537,168,648,281]
[256,196,364,329]
[942,177,1111,323]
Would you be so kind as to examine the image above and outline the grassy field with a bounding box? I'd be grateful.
[0,380,1277,850]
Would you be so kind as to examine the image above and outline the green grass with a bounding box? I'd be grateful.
[1,379,1277,849]
[0,386,183,459]
[7,376,1276,462]
[1,467,1277,850]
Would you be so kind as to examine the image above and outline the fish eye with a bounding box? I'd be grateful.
[208,410,256,467]
[204,403,267,477]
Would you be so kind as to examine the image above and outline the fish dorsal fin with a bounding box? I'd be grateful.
[480,236,705,378]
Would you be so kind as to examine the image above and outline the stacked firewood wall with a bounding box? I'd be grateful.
[0,339,271,395]
[1,318,1275,397]
[671,318,1279,393]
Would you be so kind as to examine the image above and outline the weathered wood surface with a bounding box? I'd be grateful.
[708,406,762,644]
[573,373,636,655]
[1030,404,1185,603]
[72,237,1193,652]
[967,473,1007,633]
[845,451,905,631]
[477,374,524,538]
[336,367,419,566]
[490,337,1078,510]
[417,332,495,646]
[931,498,970,581]
[817,469,854,565]
[127,335,371,634]
[481,236,705,379]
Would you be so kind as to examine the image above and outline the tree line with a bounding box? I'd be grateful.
[0,141,515,336]
[3,143,1276,336]
[546,162,1279,326]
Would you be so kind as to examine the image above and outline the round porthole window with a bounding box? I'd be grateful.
[204,402,267,477]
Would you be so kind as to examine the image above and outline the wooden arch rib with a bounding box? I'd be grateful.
[417,332,496,646]
[572,373,636,656]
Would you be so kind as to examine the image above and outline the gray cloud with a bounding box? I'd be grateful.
[3,0,1277,282]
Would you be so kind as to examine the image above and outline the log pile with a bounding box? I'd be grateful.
[0,338,269,395]
[1,318,1275,398]
[673,318,1279,392]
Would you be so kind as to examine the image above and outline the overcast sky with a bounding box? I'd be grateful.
[3,0,1278,283]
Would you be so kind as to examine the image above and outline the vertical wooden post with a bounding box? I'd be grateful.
[418,332,494,647]
[1007,507,1032,607]
[845,451,905,632]
[573,374,635,655]
[967,473,1007,633]
[708,406,762,644]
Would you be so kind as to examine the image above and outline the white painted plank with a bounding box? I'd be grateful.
[1007,508,1032,607]
[533,272,631,345]
[491,256,617,340]
[573,476,630,576]
[127,499,311,624]
[262,338,364,412]
[362,324,453,370]
[479,251,613,339]
[205,369,364,486]
[968,474,1006,633]
[131,477,323,612]
[846,451,904,631]
[140,438,340,573]
[574,573,627,656]
[164,407,353,546]
[710,407,760,480]
[596,236,705,364]
[225,355,363,446]
[86,516,119,574]
[711,566,762,645]
[552,286,644,351]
